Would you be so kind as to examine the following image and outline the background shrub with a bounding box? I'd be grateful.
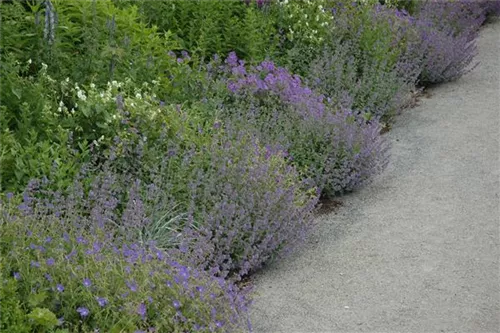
[128,0,279,63]
[0,0,181,85]
[270,0,335,75]
[0,58,90,193]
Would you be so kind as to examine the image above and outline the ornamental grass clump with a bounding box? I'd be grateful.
[214,53,389,197]
[0,178,250,333]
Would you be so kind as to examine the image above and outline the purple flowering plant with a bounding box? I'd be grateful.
[411,0,485,84]
[0,183,251,332]
[206,52,389,197]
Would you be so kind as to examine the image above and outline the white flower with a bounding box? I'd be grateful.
[27,59,32,65]
[77,90,87,101]
[135,93,142,99]
[59,100,64,107]
[90,83,95,89]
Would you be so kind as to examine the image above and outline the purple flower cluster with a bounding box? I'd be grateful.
[1,194,251,332]
[172,134,318,279]
[219,53,389,197]
[413,0,485,84]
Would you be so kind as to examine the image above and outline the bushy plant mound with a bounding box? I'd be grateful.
[0,190,250,333]
[210,53,389,197]
[414,0,484,84]
[173,134,318,279]
[56,81,319,281]
[481,0,500,17]
[310,3,421,121]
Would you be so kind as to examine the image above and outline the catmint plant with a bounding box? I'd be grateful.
[212,53,389,197]
[414,0,483,84]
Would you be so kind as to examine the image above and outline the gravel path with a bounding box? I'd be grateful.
[249,19,500,333]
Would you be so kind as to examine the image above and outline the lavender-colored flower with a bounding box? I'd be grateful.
[172,300,181,309]
[76,307,89,318]
[414,1,482,84]
[46,258,55,266]
[126,279,138,292]
[13,272,20,280]
[137,302,147,319]
[95,296,108,307]
[56,284,64,292]
[30,261,40,268]
[83,278,92,288]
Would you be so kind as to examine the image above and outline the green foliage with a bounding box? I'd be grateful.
[271,0,334,75]
[0,270,32,333]
[0,0,181,85]
[27,308,59,330]
[131,0,278,62]
[0,57,90,192]
[381,0,420,14]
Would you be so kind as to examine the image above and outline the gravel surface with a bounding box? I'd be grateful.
[249,19,500,333]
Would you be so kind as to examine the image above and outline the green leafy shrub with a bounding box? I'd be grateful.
[0,0,180,85]
[0,57,90,193]
[131,0,278,62]
[380,0,420,14]
[271,0,334,75]
[0,268,32,332]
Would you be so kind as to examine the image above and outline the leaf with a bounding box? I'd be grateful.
[11,88,21,100]
[27,308,59,328]
[27,292,48,308]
